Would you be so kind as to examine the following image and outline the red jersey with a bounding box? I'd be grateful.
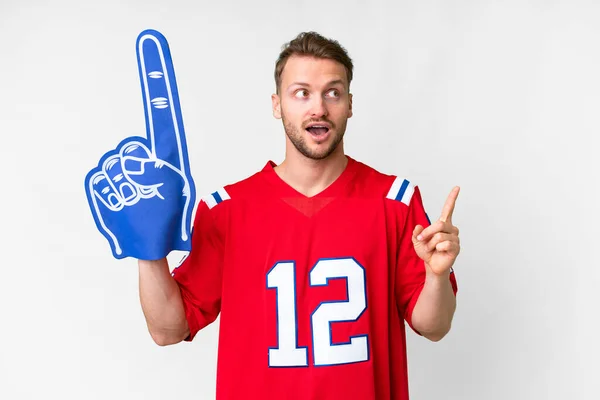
[172,156,458,399]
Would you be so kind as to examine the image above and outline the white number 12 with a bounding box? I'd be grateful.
[266,257,369,367]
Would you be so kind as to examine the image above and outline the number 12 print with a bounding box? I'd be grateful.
[266,257,369,367]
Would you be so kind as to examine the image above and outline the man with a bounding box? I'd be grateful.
[138,31,460,399]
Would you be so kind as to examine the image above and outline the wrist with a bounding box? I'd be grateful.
[425,264,451,283]
[138,258,168,268]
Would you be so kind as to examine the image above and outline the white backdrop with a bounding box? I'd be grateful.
[1,0,598,399]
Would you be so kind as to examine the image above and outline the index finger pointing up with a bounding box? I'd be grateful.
[136,30,187,173]
[440,186,460,223]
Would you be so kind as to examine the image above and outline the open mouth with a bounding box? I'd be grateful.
[305,126,330,136]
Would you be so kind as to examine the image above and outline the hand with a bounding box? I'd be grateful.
[84,30,196,260]
[412,187,461,276]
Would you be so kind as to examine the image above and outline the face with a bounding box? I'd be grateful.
[272,55,353,160]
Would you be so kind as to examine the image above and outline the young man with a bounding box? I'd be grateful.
[138,31,460,400]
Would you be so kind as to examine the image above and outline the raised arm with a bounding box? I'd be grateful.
[411,186,461,341]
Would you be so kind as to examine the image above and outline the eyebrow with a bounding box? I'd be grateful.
[287,79,346,89]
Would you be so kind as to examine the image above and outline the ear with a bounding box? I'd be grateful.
[348,92,353,118]
[271,93,282,119]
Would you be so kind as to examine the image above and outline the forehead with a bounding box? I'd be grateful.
[281,55,348,88]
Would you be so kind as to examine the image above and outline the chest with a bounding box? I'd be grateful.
[221,196,399,296]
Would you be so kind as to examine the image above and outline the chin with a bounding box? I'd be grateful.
[304,144,341,160]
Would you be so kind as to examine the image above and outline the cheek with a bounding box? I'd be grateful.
[281,104,306,123]
[330,102,352,120]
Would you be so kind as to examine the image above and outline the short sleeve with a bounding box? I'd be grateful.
[171,200,224,341]
[395,185,458,335]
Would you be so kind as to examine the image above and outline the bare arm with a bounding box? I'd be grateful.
[411,269,456,341]
[138,258,189,346]
[410,186,461,342]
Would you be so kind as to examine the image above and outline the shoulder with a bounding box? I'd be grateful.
[385,175,420,207]
[352,157,421,207]
[193,166,265,236]
[199,165,266,210]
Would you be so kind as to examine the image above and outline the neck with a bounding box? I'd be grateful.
[275,145,348,197]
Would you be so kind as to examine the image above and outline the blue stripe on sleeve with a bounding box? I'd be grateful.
[396,179,409,202]
[212,191,223,204]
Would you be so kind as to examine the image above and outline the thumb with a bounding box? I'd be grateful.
[123,157,182,187]
[412,225,425,245]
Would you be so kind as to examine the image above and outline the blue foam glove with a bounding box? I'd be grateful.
[85,29,196,260]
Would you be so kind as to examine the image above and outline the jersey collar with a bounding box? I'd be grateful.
[261,155,359,199]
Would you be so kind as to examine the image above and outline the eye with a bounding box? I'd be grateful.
[294,89,309,98]
[326,89,340,98]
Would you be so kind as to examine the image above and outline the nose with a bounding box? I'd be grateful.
[309,96,328,118]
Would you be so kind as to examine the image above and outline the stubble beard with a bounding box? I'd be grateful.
[281,112,347,161]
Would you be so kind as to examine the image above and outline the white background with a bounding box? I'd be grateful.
[1,0,598,399]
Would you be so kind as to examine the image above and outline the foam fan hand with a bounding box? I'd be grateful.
[84,29,196,260]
